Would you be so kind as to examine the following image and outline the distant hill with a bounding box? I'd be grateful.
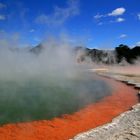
[31,43,140,64]
[30,43,44,54]
[75,47,116,64]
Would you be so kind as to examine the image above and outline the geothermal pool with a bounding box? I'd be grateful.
[0,76,138,140]
[0,72,112,125]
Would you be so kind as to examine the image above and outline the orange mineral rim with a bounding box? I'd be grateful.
[0,77,138,140]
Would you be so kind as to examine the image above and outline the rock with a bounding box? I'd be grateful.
[126,80,136,86]
[135,84,140,89]
[72,104,140,140]
[120,80,128,83]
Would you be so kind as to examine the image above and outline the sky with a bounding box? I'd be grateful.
[0,0,140,49]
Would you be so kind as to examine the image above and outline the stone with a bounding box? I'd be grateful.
[135,84,140,89]
[72,104,140,140]
[127,80,136,86]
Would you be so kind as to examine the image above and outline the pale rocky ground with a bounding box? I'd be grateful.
[72,70,140,140]
[72,104,140,140]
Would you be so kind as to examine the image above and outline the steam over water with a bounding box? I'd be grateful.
[0,43,112,125]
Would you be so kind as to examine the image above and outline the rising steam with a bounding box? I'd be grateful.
[0,38,112,125]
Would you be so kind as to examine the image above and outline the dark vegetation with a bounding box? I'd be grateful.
[115,44,140,64]
[30,43,140,64]
[74,44,140,64]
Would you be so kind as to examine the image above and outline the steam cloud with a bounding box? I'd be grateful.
[0,38,112,125]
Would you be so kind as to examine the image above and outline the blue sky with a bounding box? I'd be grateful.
[0,0,140,49]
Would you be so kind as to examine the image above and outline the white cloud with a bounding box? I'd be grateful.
[137,13,140,20]
[108,8,126,16]
[35,0,79,26]
[0,31,21,48]
[119,34,127,38]
[29,29,35,33]
[94,7,126,20]
[94,14,104,19]
[94,7,126,25]
[116,17,125,22]
[109,17,125,23]
[98,22,103,26]
[0,3,7,21]
[136,41,140,46]
[0,3,6,9]
[0,15,6,20]
[34,37,41,42]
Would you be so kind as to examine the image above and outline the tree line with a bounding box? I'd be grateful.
[76,44,140,64]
